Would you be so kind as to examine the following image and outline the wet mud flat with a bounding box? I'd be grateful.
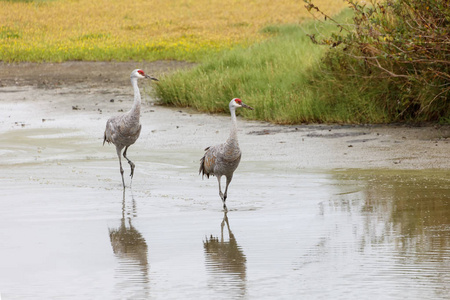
[0,62,449,299]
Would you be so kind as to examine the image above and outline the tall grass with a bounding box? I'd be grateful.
[155,10,388,124]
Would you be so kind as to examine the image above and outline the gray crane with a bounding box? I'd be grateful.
[103,69,158,188]
[199,98,254,209]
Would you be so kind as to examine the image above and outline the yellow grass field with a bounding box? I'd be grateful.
[0,0,346,62]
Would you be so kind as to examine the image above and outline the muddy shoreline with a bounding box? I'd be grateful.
[0,61,196,88]
[1,61,449,170]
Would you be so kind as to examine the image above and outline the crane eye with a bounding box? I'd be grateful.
[234,98,242,104]
[138,70,145,76]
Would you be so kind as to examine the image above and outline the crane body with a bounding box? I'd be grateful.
[103,69,158,188]
[200,98,253,209]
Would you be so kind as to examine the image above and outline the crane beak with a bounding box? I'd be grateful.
[241,103,254,110]
[145,74,159,81]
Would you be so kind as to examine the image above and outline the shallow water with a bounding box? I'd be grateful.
[0,104,449,299]
[1,145,449,300]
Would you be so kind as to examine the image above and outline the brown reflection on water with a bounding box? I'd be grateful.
[109,190,149,298]
[204,212,247,297]
[350,171,449,253]
[333,170,450,295]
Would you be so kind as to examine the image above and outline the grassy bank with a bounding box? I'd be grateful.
[0,0,345,62]
[155,10,383,124]
[154,3,449,124]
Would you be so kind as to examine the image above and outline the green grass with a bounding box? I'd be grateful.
[154,9,391,124]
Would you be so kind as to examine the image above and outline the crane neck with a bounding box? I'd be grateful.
[227,108,239,143]
[130,77,141,114]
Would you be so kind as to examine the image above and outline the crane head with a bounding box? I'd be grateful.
[131,69,159,81]
[230,98,254,110]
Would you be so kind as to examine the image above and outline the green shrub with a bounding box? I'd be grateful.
[304,0,450,122]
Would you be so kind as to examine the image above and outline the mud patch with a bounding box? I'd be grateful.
[0,60,196,88]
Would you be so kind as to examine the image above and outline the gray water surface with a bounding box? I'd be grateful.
[1,159,449,299]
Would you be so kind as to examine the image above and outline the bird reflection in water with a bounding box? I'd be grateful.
[203,212,247,297]
[109,190,149,298]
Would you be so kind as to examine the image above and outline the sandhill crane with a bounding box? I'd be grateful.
[199,98,254,209]
[103,69,158,188]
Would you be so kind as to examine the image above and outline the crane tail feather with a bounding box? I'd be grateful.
[199,155,209,179]
[199,147,211,179]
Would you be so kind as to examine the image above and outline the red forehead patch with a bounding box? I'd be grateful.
[234,98,242,104]
[138,70,145,75]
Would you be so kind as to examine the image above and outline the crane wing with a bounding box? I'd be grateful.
[103,116,120,145]
[199,144,223,178]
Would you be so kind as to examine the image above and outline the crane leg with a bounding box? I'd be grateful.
[116,147,125,188]
[223,175,232,208]
[217,176,226,209]
[123,146,135,179]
